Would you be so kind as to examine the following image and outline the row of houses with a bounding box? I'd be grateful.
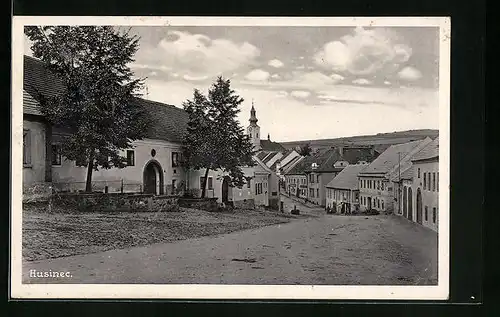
[21,55,293,209]
[281,134,439,232]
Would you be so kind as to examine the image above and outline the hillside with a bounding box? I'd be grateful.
[280,129,439,153]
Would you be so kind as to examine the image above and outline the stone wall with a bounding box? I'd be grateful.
[178,197,219,212]
[50,192,179,213]
[233,198,255,210]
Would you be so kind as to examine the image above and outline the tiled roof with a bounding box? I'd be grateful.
[326,164,368,190]
[412,137,439,162]
[281,155,303,174]
[256,151,269,161]
[360,139,430,175]
[262,151,280,164]
[260,139,286,151]
[23,55,189,143]
[132,98,188,143]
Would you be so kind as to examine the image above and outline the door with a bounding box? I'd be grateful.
[367,197,372,210]
[222,176,230,203]
[408,187,413,221]
[144,164,157,194]
[403,187,408,217]
[416,188,423,224]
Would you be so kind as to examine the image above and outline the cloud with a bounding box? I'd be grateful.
[384,80,391,85]
[276,90,288,97]
[296,65,305,70]
[271,74,281,79]
[136,30,260,80]
[241,71,335,90]
[245,69,270,81]
[330,73,345,82]
[398,66,423,81]
[183,74,209,81]
[352,78,372,85]
[291,90,311,99]
[314,27,412,76]
[268,59,284,68]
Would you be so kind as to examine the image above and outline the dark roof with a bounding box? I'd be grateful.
[262,151,280,164]
[285,146,376,175]
[256,151,269,161]
[132,98,188,143]
[260,139,286,151]
[360,139,429,175]
[23,55,189,143]
[326,164,368,190]
[412,137,439,162]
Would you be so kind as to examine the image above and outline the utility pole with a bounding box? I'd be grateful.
[398,151,401,214]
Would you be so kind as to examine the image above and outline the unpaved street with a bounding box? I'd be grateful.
[23,212,437,285]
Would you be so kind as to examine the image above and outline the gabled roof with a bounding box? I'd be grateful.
[326,164,368,190]
[260,139,286,151]
[23,55,189,143]
[360,138,431,175]
[412,137,439,162]
[261,151,280,164]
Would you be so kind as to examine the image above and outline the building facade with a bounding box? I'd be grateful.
[326,163,368,213]
[358,138,433,213]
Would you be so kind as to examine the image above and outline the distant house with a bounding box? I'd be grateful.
[325,163,368,214]
[358,137,433,213]
[305,146,378,207]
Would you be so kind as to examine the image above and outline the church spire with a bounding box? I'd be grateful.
[249,99,258,125]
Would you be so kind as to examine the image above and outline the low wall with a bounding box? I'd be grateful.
[233,198,255,210]
[178,197,219,212]
[50,192,179,213]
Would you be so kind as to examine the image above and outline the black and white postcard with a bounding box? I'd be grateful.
[11,16,450,299]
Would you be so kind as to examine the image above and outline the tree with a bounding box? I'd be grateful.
[25,26,149,192]
[299,143,312,156]
[182,77,255,198]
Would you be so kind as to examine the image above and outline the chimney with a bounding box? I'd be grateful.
[338,146,343,157]
[268,133,270,141]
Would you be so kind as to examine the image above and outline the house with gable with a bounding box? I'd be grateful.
[325,163,369,214]
[358,137,433,213]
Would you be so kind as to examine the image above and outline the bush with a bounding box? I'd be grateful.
[291,209,300,215]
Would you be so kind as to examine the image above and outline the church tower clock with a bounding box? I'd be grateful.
[247,101,261,151]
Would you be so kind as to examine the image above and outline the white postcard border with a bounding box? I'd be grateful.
[11,16,451,300]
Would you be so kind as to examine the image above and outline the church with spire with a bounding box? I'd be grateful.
[247,102,286,152]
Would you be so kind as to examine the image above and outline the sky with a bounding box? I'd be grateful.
[24,25,441,142]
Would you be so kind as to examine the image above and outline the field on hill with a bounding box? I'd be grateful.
[280,129,439,151]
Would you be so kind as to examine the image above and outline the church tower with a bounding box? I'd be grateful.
[247,101,261,151]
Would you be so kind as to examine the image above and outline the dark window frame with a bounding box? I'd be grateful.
[51,143,62,166]
[23,129,31,166]
[126,150,135,166]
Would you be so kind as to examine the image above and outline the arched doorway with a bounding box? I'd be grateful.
[221,176,233,203]
[143,160,164,195]
[403,186,408,217]
[416,188,423,224]
[408,187,413,221]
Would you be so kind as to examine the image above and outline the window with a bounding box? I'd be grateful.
[382,200,384,210]
[425,206,428,221]
[172,152,179,167]
[432,172,436,191]
[76,156,87,167]
[316,188,319,198]
[316,175,320,183]
[418,168,421,178]
[171,179,177,194]
[377,199,380,209]
[381,182,384,190]
[310,188,315,197]
[437,172,439,191]
[126,150,135,166]
[200,177,213,190]
[423,172,427,189]
[255,183,263,195]
[432,207,437,223]
[23,129,31,166]
[309,174,314,183]
[377,181,380,190]
[51,144,62,166]
[247,178,251,188]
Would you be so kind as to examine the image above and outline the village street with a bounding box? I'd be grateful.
[23,199,438,285]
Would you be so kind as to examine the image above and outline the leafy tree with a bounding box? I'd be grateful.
[25,26,148,192]
[299,143,313,156]
[182,77,255,198]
